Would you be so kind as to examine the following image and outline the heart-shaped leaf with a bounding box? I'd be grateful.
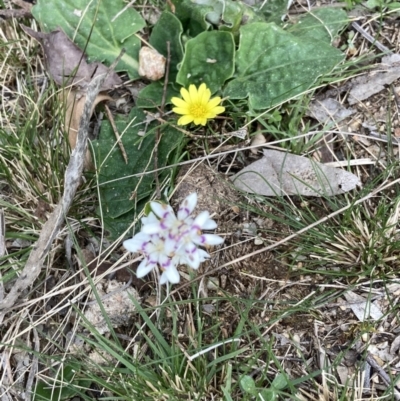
[176,30,235,94]
[224,21,345,109]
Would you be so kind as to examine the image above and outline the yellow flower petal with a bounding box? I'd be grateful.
[208,106,225,116]
[188,84,198,102]
[171,97,189,109]
[173,107,190,115]
[178,114,195,125]
[206,97,222,110]
[193,117,207,126]
[180,87,191,104]
[199,84,211,105]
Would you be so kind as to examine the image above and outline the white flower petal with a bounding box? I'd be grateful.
[193,211,211,228]
[178,193,197,220]
[163,265,180,284]
[141,212,159,226]
[164,237,179,256]
[201,218,217,230]
[123,232,150,253]
[136,258,156,278]
[151,201,174,219]
[186,250,201,270]
[159,272,168,285]
[194,233,224,246]
[197,248,210,262]
[142,223,162,235]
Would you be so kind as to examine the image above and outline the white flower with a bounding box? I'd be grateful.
[123,193,224,285]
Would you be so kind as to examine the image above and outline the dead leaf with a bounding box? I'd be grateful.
[343,291,383,322]
[347,54,400,105]
[231,149,361,196]
[62,89,111,169]
[307,98,356,124]
[21,25,122,91]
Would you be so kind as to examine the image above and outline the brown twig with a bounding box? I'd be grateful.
[104,104,128,164]
[11,0,32,11]
[154,41,171,198]
[351,22,392,54]
[0,9,32,18]
[366,352,400,400]
[0,50,125,313]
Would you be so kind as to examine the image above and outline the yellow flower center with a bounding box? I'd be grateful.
[189,103,207,118]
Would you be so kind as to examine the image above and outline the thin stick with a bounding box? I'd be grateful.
[153,41,171,198]
[24,328,40,401]
[111,0,136,22]
[160,41,171,113]
[351,22,392,54]
[104,104,128,164]
[366,353,400,400]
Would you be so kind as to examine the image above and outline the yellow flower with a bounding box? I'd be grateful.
[171,83,225,126]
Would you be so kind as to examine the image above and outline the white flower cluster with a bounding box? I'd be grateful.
[123,193,224,285]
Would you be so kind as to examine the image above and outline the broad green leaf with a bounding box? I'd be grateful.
[173,0,264,35]
[150,11,184,81]
[260,389,275,401]
[176,31,235,93]
[171,0,212,37]
[224,22,344,110]
[32,0,146,79]
[259,0,291,25]
[92,108,184,238]
[190,0,224,25]
[101,199,146,240]
[271,373,288,390]
[240,375,257,395]
[288,8,348,43]
[136,82,181,108]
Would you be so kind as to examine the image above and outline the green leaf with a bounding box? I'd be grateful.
[171,0,212,37]
[33,362,91,401]
[92,108,184,238]
[176,30,235,93]
[259,0,291,25]
[219,0,266,35]
[288,8,348,43]
[136,82,181,108]
[271,373,287,390]
[224,22,344,110]
[172,0,264,35]
[101,199,146,240]
[240,375,257,395]
[260,389,275,401]
[150,11,184,81]
[365,0,382,8]
[32,0,146,79]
